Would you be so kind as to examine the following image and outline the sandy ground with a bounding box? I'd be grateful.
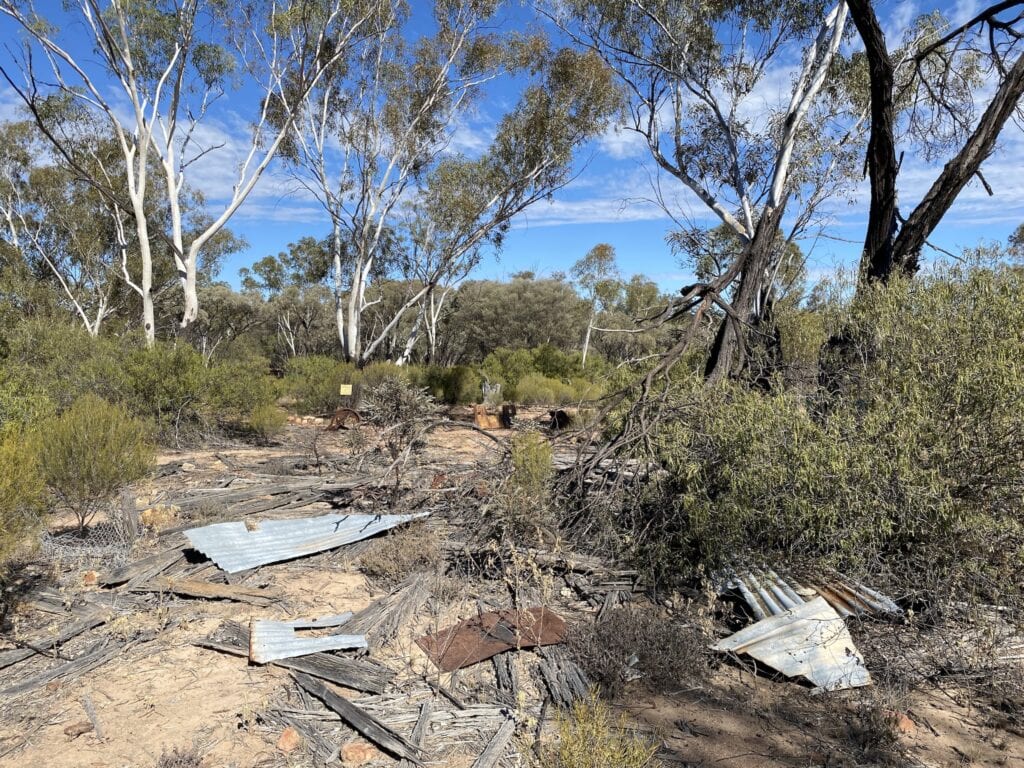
[1,419,1022,768]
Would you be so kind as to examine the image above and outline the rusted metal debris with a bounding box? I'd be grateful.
[249,613,366,664]
[719,564,902,620]
[712,596,871,692]
[326,407,361,430]
[184,511,430,573]
[417,607,567,672]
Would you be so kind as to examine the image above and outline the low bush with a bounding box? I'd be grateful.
[359,522,442,587]
[0,425,45,570]
[38,394,154,535]
[282,355,358,414]
[538,690,662,768]
[487,431,557,545]
[412,364,482,404]
[247,403,287,443]
[567,604,708,697]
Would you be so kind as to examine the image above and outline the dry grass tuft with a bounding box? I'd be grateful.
[359,522,442,588]
[537,689,662,768]
[567,603,709,697]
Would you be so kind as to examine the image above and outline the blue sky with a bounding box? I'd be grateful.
[3,0,1021,293]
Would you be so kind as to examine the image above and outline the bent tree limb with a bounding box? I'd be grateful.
[891,49,1024,274]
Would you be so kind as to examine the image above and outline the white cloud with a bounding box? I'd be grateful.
[596,124,647,160]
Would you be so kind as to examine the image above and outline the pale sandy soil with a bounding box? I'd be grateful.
[1,419,1021,768]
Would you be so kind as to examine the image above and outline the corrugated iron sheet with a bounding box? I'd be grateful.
[713,596,871,691]
[184,511,429,573]
[249,613,366,663]
[417,607,567,672]
[719,565,901,620]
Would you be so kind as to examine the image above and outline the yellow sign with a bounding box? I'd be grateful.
[338,383,353,396]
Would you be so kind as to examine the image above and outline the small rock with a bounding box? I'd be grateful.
[63,721,93,740]
[340,741,380,765]
[82,570,99,587]
[276,726,302,753]
[180,462,196,471]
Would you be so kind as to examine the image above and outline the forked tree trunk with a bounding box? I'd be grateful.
[705,203,788,383]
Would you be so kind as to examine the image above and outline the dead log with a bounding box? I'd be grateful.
[292,672,423,764]
[131,576,280,606]
[470,718,516,768]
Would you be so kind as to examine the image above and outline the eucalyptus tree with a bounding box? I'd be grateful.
[571,243,620,367]
[0,0,384,344]
[0,121,124,335]
[846,0,1024,283]
[555,0,859,381]
[279,1,619,364]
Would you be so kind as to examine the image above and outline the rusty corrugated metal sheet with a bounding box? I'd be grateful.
[249,613,366,663]
[417,607,567,672]
[719,565,901,620]
[184,511,429,573]
[713,596,871,691]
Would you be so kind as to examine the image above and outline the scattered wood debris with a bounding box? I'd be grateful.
[292,672,424,764]
[132,576,280,606]
[198,621,394,694]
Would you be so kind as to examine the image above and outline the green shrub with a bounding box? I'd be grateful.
[248,403,287,443]
[283,355,356,414]
[538,690,661,768]
[205,358,277,423]
[122,342,207,436]
[38,394,154,535]
[510,432,553,497]
[629,264,1024,604]
[0,425,45,569]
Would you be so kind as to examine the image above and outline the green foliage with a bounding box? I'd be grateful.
[38,394,153,534]
[489,431,556,545]
[632,265,1024,604]
[0,425,45,570]
[282,355,352,413]
[480,345,605,403]
[538,690,661,768]
[412,364,483,404]
[514,372,603,405]
[510,432,554,498]
[247,403,287,444]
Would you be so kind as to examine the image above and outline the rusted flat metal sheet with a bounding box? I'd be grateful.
[713,596,871,691]
[184,511,429,573]
[417,607,567,672]
[249,613,366,663]
[720,565,901,620]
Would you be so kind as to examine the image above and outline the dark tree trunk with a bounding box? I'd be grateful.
[705,202,788,383]
[847,0,899,283]
[850,0,1024,284]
